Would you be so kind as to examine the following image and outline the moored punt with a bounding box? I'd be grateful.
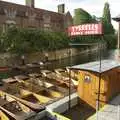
[41,70,57,80]
[2,78,18,84]
[16,77,71,98]
[17,77,54,89]
[14,73,55,89]
[0,67,11,72]
[3,75,65,100]
[7,79,45,93]
[30,79,54,88]
[48,86,69,96]
[0,91,36,120]
[28,72,41,78]
[18,79,64,99]
[37,89,63,99]
[0,110,9,120]
[20,89,52,104]
[14,72,71,91]
[14,75,29,81]
[54,68,68,77]
[0,85,45,112]
[13,73,54,88]
[6,79,64,101]
[41,70,74,87]
[55,68,78,87]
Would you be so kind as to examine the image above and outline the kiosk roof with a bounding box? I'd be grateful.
[70,60,120,73]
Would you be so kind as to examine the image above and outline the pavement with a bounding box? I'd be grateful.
[88,94,120,120]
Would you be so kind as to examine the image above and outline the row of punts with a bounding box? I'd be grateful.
[0,68,78,120]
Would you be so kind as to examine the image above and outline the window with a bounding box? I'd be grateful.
[17,11,26,17]
[43,14,51,24]
[0,8,4,15]
[84,74,91,83]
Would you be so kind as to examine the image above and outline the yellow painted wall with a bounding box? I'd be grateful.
[77,70,107,109]
[0,111,9,120]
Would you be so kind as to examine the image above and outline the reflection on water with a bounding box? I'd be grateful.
[5,49,118,78]
[47,49,118,70]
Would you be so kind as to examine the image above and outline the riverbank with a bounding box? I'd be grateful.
[0,43,106,67]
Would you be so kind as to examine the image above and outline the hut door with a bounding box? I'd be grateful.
[83,74,92,104]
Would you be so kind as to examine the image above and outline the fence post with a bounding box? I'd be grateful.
[118,104,120,120]
[96,100,99,120]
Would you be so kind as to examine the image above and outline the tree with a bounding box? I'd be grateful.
[101,2,117,49]
[102,2,114,34]
[0,27,70,54]
[102,2,111,23]
[73,8,93,25]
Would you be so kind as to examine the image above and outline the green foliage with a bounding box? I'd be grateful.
[0,72,10,79]
[71,3,117,49]
[100,2,116,49]
[102,2,114,34]
[70,36,101,44]
[73,8,93,25]
[70,34,117,49]
[0,27,69,55]
[103,34,117,49]
[102,2,111,23]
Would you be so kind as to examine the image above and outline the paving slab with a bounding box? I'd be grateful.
[88,94,120,120]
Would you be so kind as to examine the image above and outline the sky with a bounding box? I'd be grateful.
[2,0,120,30]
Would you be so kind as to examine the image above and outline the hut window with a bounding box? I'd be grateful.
[84,74,91,83]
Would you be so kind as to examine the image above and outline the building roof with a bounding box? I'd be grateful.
[112,14,120,21]
[70,60,120,73]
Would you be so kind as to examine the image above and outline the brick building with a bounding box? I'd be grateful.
[0,0,73,32]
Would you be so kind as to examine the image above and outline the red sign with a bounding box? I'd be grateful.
[68,23,102,36]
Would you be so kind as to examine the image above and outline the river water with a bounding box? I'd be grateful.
[47,49,117,70]
[4,49,117,78]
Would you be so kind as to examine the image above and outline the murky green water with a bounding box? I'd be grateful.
[47,49,115,70]
[1,49,116,78]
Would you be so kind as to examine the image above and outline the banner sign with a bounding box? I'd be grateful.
[68,23,102,36]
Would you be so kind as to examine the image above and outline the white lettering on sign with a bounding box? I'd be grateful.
[68,23,102,36]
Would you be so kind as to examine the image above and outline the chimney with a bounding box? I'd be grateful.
[58,4,65,14]
[26,0,34,8]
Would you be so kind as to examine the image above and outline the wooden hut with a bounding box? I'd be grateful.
[70,60,120,109]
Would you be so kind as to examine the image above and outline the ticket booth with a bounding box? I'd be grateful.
[70,60,120,109]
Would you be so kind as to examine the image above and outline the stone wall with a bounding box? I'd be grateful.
[0,44,105,66]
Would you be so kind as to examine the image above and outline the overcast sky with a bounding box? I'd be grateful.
[2,0,120,29]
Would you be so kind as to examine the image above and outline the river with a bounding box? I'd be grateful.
[2,49,116,78]
[47,49,117,70]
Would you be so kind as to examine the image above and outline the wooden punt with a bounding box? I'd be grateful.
[2,78,18,84]
[41,70,57,80]
[36,89,63,99]
[1,84,46,112]
[40,70,72,87]
[17,77,54,89]
[8,79,64,101]
[54,68,78,87]
[0,91,36,120]
[28,73,41,78]
[0,110,9,120]
[14,71,70,89]
[13,77,65,102]
[48,86,69,96]
[14,75,29,81]
[54,68,68,77]
[0,67,10,72]
[20,78,73,97]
